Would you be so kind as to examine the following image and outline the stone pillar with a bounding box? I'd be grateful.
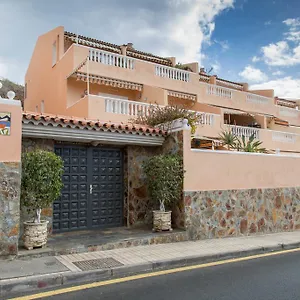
[0,93,22,257]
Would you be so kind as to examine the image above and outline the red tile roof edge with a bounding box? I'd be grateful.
[22,112,167,137]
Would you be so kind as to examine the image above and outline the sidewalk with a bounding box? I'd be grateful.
[2,231,300,298]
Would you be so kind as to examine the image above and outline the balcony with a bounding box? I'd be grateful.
[225,124,300,153]
[228,125,260,139]
[67,44,277,118]
[276,105,300,126]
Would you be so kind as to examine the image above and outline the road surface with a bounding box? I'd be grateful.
[12,250,300,300]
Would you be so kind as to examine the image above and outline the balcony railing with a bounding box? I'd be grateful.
[196,112,215,126]
[246,93,270,105]
[104,96,217,127]
[228,125,260,139]
[278,106,300,118]
[155,65,190,82]
[272,131,296,143]
[206,84,233,99]
[89,49,135,69]
[105,97,150,117]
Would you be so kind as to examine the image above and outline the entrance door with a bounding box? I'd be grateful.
[53,145,123,233]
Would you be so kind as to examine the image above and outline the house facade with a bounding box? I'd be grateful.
[2,25,300,256]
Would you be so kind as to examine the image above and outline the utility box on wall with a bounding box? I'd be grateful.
[0,96,22,256]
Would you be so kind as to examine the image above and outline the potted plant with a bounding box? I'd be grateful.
[21,150,63,250]
[143,154,184,232]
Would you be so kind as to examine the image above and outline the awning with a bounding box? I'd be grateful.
[274,117,289,126]
[74,72,143,91]
[223,108,250,115]
[167,90,197,101]
[192,135,223,146]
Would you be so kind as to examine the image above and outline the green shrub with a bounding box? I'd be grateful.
[21,150,64,223]
[143,154,184,212]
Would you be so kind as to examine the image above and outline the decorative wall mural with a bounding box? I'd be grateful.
[0,112,11,135]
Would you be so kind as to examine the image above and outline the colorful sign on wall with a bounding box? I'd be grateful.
[0,112,11,135]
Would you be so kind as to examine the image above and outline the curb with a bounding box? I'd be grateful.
[1,242,298,298]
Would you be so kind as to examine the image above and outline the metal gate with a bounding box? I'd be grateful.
[53,145,123,233]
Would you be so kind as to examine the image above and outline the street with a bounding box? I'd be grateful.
[14,250,300,300]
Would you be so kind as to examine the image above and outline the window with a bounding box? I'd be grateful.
[24,83,27,99]
[35,105,39,112]
[41,100,45,113]
[52,41,57,66]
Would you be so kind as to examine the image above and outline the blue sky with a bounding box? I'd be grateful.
[1,0,300,98]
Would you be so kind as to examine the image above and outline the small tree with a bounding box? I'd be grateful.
[21,150,64,223]
[143,154,183,212]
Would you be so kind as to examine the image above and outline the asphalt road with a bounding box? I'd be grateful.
[29,251,300,300]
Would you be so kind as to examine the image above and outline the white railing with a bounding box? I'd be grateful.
[246,93,270,105]
[197,113,215,126]
[278,106,300,119]
[272,131,296,143]
[155,65,190,82]
[89,49,135,69]
[105,97,150,117]
[207,84,233,99]
[228,125,260,139]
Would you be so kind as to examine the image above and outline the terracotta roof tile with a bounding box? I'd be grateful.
[22,112,166,137]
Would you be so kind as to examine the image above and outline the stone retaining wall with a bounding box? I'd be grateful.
[0,162,21,256]
[184,187,300,239]
[126,131,185,228]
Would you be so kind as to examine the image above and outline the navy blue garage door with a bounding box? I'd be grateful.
[53,145,123,233]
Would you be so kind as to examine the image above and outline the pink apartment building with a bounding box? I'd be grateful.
[1,25,297,250]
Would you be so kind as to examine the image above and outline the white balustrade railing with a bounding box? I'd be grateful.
[272,131,296,143]
[105,97,150,117]
[278,106,300,118]
[207,84,233,99]
[196,113,215,126]
[228,125,260,139]
[246,93,270,105]
[155,65,190,82]
[89,49,135,69]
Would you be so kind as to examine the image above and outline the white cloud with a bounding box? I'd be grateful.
[211,61,221,73]
[261,41,300,66]
[283,18,300,28]
[264,20,272,26]
[0,0,235,84]
[214,39,229,51]
[260,17,300,66]
[252,56,260,63]
[283,18,300,42]
[272,70,284,76]
[239,65,268,83]
[251,77,300,99]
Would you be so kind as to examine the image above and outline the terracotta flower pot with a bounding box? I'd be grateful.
[23,221,49,250]
[153,210,172,232]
